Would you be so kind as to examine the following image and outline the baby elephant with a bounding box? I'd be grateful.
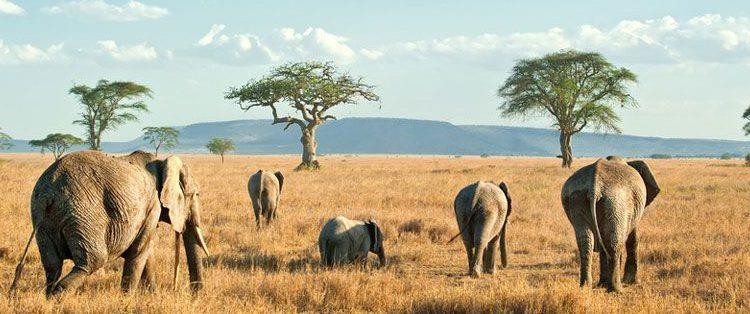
[248,170,284,230]
[318,216,386,268]
[562,156,660,293]
[451,181,512,277]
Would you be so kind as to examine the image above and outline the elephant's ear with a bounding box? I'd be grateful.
[498,181,512,216]
[365,220,380,252]
[160,156,187,233]
[627,160,660,207]
[274,171,284,193]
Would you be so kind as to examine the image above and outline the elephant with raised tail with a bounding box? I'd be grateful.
[450,181,512,277]
[318,216,386,268]
[561,156,660,292]
[10,150,210,297]
[248,170,284,230]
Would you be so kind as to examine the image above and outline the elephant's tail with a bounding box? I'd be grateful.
[9,226,37,296]
[447,203,481,244]
[589,184,609,260]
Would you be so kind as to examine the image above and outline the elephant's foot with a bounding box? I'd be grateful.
[606,283,623,293]
[483,267,496,275]
[595,281,610,289]
[622,274,639,285]
[469,269,481,278]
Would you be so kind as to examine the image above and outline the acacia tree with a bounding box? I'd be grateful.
[225,61,379,170]
[28,133,84,160]
[143,126,180,157]
[742,105,750,135]
[498,50,637,168]
[0,128,11,150]
[70,80,152,151]
[206,138,234,163]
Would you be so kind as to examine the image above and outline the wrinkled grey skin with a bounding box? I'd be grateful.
[561,156,660,293]
[27,150,209,297]
[248,170,284,230]
[453,181,512,277]
[318,216,386,268]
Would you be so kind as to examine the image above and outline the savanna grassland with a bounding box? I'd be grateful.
[0,154,748,313]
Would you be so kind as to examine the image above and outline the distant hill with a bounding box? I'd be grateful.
[7,117,750,157]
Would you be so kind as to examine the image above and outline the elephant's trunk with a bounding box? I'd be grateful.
[183,224,206,292]
[377,248,387,268]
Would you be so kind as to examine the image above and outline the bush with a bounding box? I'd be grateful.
[650,154,672,159]
[480,153,490,158]
[745,153,750,167]
[720,153,736,160]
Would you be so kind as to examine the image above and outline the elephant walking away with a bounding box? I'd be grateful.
[450,181,512,277]
[561,156,660,292]
[248,170,284,230]
[10,151,210,297]
[318,216,386,267]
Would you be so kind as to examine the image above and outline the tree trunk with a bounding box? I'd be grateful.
[559,132,573,168]
[220,153,225,163]
[297,127,320,170]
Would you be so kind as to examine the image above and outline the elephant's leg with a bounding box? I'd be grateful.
[482,234,500,274]
[262,195,272,226]
[50,266,90,297]
[251,197,262,230]
[605,245,624,293]
[50,233,103,296]
[470,241,487,278]
[461,237,474,275]
[623,229,639,284]
[37,232,63,297]
[121,229,156,292]
[596,250,610,288]
[139,253,157,291]
[573,226,594,287]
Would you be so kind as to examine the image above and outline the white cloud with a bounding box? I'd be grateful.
[360,48,384,60]
[364,14,750,65]
[197,24,226,46]
[43,0,168,22]
[96,40,158,62]
[0,0,24,15]
[277,27,358,63]
[0,40,65,65]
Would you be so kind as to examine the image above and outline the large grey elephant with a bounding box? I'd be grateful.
[450,181,512,277]
[247,170,284,229]
[561,156,660,292]
[10,151,210,297]
[318,216,386,267]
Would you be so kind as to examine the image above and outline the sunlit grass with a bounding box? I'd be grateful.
[0,153,747,312]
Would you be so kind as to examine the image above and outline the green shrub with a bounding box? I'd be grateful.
[649,154,672,159]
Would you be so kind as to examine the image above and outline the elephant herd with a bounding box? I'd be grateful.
[9,150,659,298]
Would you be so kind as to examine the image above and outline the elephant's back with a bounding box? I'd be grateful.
[248,170,278,196]
[31,151,155,241]
[319,216,359,240]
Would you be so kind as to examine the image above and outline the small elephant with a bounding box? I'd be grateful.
[318,216,386,267]
[10,151,210,297]
[561,156,660,292]
[450,181,512,277]
[247,170,284,229]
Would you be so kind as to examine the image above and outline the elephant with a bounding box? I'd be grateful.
[247,170,284,230]
[10,150,210,297]
[561,156,660,293]
[318,216,386,267]
[450,181,512,277]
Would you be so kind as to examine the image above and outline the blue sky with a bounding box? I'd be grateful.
[1,0,749,141]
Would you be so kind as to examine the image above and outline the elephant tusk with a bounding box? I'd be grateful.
[195,226,210,257]
[173,232,180,290]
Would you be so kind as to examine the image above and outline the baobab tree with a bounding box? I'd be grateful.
[28,133,84,160]
[225,61,379,170]
[498,50,637,168]
[142,126,180,157]
[70,80,152,151]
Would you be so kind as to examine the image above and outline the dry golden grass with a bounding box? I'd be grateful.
[0,153,748,313]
